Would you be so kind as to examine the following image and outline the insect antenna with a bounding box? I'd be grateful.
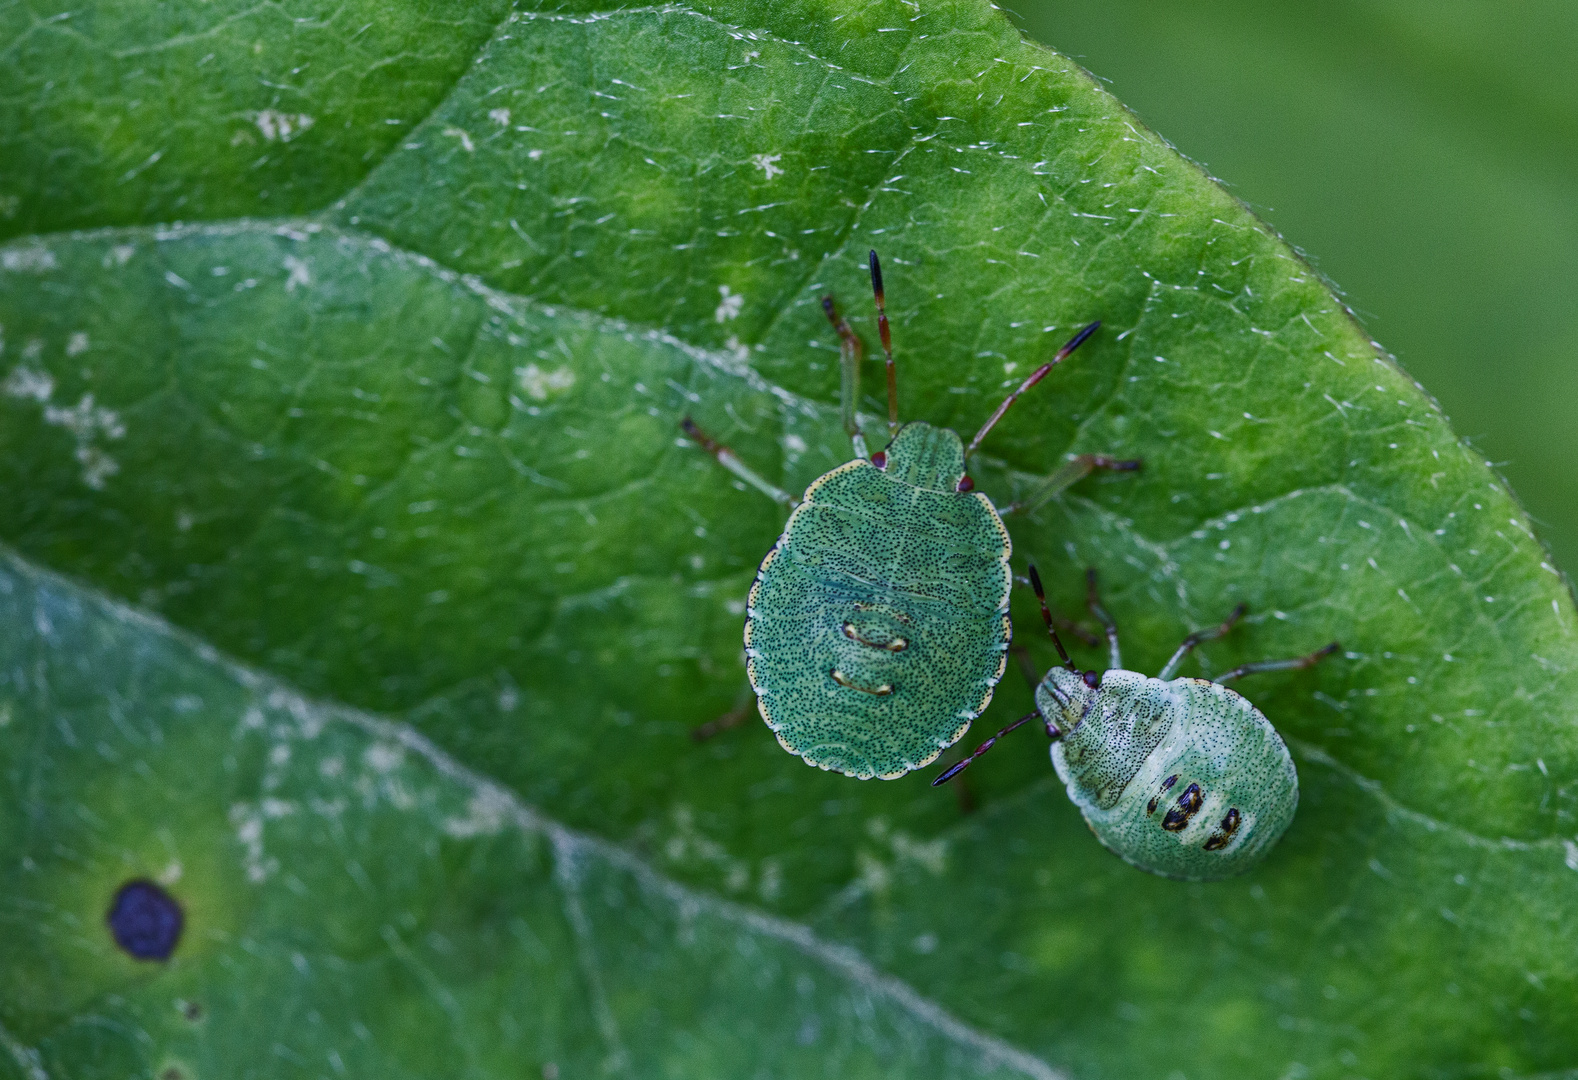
[964,320,1101,459]
[1027,565,1077,670]
[868,249,898,435]
[931,710,1058,786]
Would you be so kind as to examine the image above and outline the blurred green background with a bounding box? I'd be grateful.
[1011,0,1578,574]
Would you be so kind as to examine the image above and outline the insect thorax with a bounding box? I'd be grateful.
[879,422,967,491]
[1037,668,1175,810]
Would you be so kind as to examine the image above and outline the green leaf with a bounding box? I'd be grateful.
[0,553,1053,1079]
[2,0,1575,1076]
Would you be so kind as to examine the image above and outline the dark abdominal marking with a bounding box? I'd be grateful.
[1160,782,1203,832]
[831,669,894,695]
[1203,807,1242,851]
[1146,774,1179,815]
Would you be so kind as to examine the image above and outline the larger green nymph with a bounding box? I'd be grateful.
[684,251,1137,779]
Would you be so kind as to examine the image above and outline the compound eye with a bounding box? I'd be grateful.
[1082,669,1101,689]
[955,475,974,492]
[870,451,887,469]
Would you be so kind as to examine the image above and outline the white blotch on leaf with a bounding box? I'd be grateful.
[7,366,126,489]
[363,742,404,773]
[230,803,279,883]
[444,126,475,153]
[2,245,57,272]
[66,332,89,357]
[3,365,54,403]
[283,255,311,291]
[488,108,511,126]
[252,110,315,143]
[715,285,744,323]
[751,152,784,180]
[444,785,514,838]
[517,363,576,400]
[49,397,126,488]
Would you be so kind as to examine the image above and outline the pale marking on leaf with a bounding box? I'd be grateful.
[0,1019,48,1080]
[252,109,315,143]
[715,284,744,322]
[751,152,784,179]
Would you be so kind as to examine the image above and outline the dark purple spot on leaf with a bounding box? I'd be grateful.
[107,879,183,960]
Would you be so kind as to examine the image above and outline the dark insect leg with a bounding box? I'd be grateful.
[1084,568,1122,671]
[822,295,868,459]
[1026,565,1077,670]
[691,697,754,742]
[867,250,899,435]
[1158,602,1246,680]
[964,321,1102,459]
[931,711,1061,787]
[681,417,799,509]
[1000,455,1142,517]
[1213,642,1341,685]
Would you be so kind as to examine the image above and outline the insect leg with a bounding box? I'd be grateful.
[681,417,800,508]
[1158,603,1247,680]
[821,296,869,459]
[1000,454,1142,516]
[1213,642,1341,685]
[930,710,1046,786]
[964,321,1102,459]
[1084,568,1122,670]
[868,250,899,435]
[691,696,754,741]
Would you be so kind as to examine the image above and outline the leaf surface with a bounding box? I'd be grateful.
[2,0,1576,1076]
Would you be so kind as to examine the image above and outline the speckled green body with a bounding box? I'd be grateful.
[1036,666,1298,880]
[745,423,1012,779]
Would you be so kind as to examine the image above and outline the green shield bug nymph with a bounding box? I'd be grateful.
[683,251,1139,779]
[936,567,1338,880]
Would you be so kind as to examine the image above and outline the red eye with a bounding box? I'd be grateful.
[870,451,887,469]
[955,475,974,492]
